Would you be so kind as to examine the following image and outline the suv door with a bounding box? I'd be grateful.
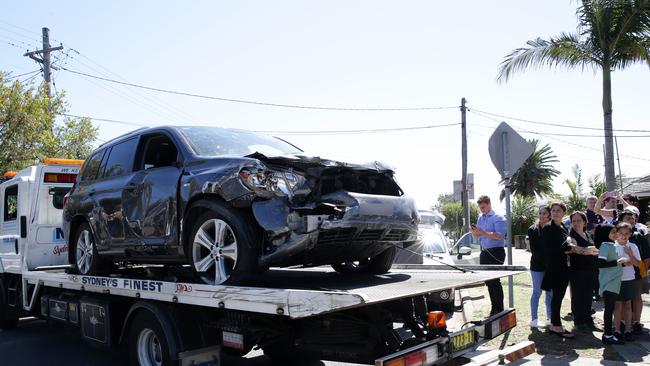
[93,137,139,250]
[122,133,182,247]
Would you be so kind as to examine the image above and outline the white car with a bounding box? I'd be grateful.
[417,224,458,311]
[450,232,481,265]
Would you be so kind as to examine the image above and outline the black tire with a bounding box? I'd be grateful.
[71,223,103,276]
[331,246,397,275]
[187,201,261,285]
[128,312,173,366]
[0,280,18,330]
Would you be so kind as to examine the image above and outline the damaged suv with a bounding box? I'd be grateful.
[63,126,418,284]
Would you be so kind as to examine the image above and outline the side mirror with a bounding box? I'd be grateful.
[459,246,471,255]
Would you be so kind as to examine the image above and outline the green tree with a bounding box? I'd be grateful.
[588,173,607,197]
[500,139,560,200]
[497,0,650,191]
[0,73,97,172]
[511,194,537,237]
[565,164,586,213]
[439,200,479,242]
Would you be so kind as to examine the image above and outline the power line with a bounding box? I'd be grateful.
[62,113,151,127]
[470,110,650,138]
[470,113,650,162]
[5,69,41,80]
[65,47,200,123]
[469,108,650,133]
[257,122,460,135]
[60,67,458,112]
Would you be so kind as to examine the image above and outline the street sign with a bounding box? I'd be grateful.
[453,173,474,201]
[488,122,534,179]
[486,122,533,309]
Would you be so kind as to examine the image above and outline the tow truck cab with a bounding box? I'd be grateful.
[0,159,82,274]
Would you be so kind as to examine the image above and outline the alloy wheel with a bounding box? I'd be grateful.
[75,229,94,275]
[192,218,238,285]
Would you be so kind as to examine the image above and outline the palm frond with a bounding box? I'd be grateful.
[497,33,597,83]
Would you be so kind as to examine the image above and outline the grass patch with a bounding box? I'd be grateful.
[469,273,621,360]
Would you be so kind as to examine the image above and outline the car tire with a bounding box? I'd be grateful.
[128,311,173,366]
[331,246,397,275]
[188,202,261,285]
[71,223,104,276]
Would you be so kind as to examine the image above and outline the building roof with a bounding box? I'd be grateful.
[623,175,650,198]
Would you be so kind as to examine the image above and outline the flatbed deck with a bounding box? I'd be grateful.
[23,265,525,318]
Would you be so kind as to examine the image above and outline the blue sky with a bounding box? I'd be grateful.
[2,1,649,212]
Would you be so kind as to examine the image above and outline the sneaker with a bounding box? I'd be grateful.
[625,332,635,342]
[602,334,624,345]
[529,319,544,328]
[632,322,644,335]
[614,332,626,344]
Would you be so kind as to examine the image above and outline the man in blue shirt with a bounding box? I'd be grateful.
[471,195,507,315]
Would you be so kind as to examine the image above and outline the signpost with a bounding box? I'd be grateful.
[488,122,534,308]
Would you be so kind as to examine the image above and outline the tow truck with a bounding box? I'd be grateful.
[0,159,527,365]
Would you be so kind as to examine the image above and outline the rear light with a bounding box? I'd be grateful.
[377,343,439,366]
[44,173,77,184]
[427,311,447,330]
[484,310,517,339]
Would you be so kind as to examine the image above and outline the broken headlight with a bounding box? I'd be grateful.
[239,167,306,199]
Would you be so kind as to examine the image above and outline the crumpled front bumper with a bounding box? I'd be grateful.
[252,190,419,267]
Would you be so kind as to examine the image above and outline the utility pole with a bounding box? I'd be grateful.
[460,97,470,232]
[24,27,63,98]
[615,136,624,194]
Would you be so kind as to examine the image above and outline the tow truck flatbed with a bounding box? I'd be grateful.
[22,265,525,319]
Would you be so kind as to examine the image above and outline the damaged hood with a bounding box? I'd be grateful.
[246,152,395,173]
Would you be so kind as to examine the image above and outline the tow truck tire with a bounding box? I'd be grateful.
[331,246,396,275]
[187,201,261,285]
[128,311,173,366]
[0,280,18,330]
[71,223,104,276]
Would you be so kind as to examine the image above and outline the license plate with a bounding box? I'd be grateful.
[450,329,476,352]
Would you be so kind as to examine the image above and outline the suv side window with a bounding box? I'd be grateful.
[80,149,106,182]
[138,134,178,171]
[103,138,139,178]
[3,185,18,221]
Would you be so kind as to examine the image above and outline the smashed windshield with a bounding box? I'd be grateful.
[179,127,302,157]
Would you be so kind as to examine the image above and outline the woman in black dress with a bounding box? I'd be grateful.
[568,211,598,331]
[541,201,575,338]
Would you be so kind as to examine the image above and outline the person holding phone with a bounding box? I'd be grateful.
[595,191,629,224]
[471,195,507,316]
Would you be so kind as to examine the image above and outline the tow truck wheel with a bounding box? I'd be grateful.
[128,312,172,366]
[71,223,101,276]
[331,246,396,275]
[188,203,260,285]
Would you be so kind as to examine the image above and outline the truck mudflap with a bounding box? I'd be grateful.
[374,309,518,366]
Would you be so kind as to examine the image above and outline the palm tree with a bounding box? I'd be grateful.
[497,0,650,191]
[500,139,560,200]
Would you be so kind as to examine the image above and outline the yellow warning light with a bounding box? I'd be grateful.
[44,158,85,166]
[3,171,16,178]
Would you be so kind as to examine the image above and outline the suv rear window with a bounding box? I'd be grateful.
[80,149,106,182]
[104,138,138,178]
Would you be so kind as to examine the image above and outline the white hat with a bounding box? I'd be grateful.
[624,205,640,217]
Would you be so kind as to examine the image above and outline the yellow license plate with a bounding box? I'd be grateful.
[450,329,476,352]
